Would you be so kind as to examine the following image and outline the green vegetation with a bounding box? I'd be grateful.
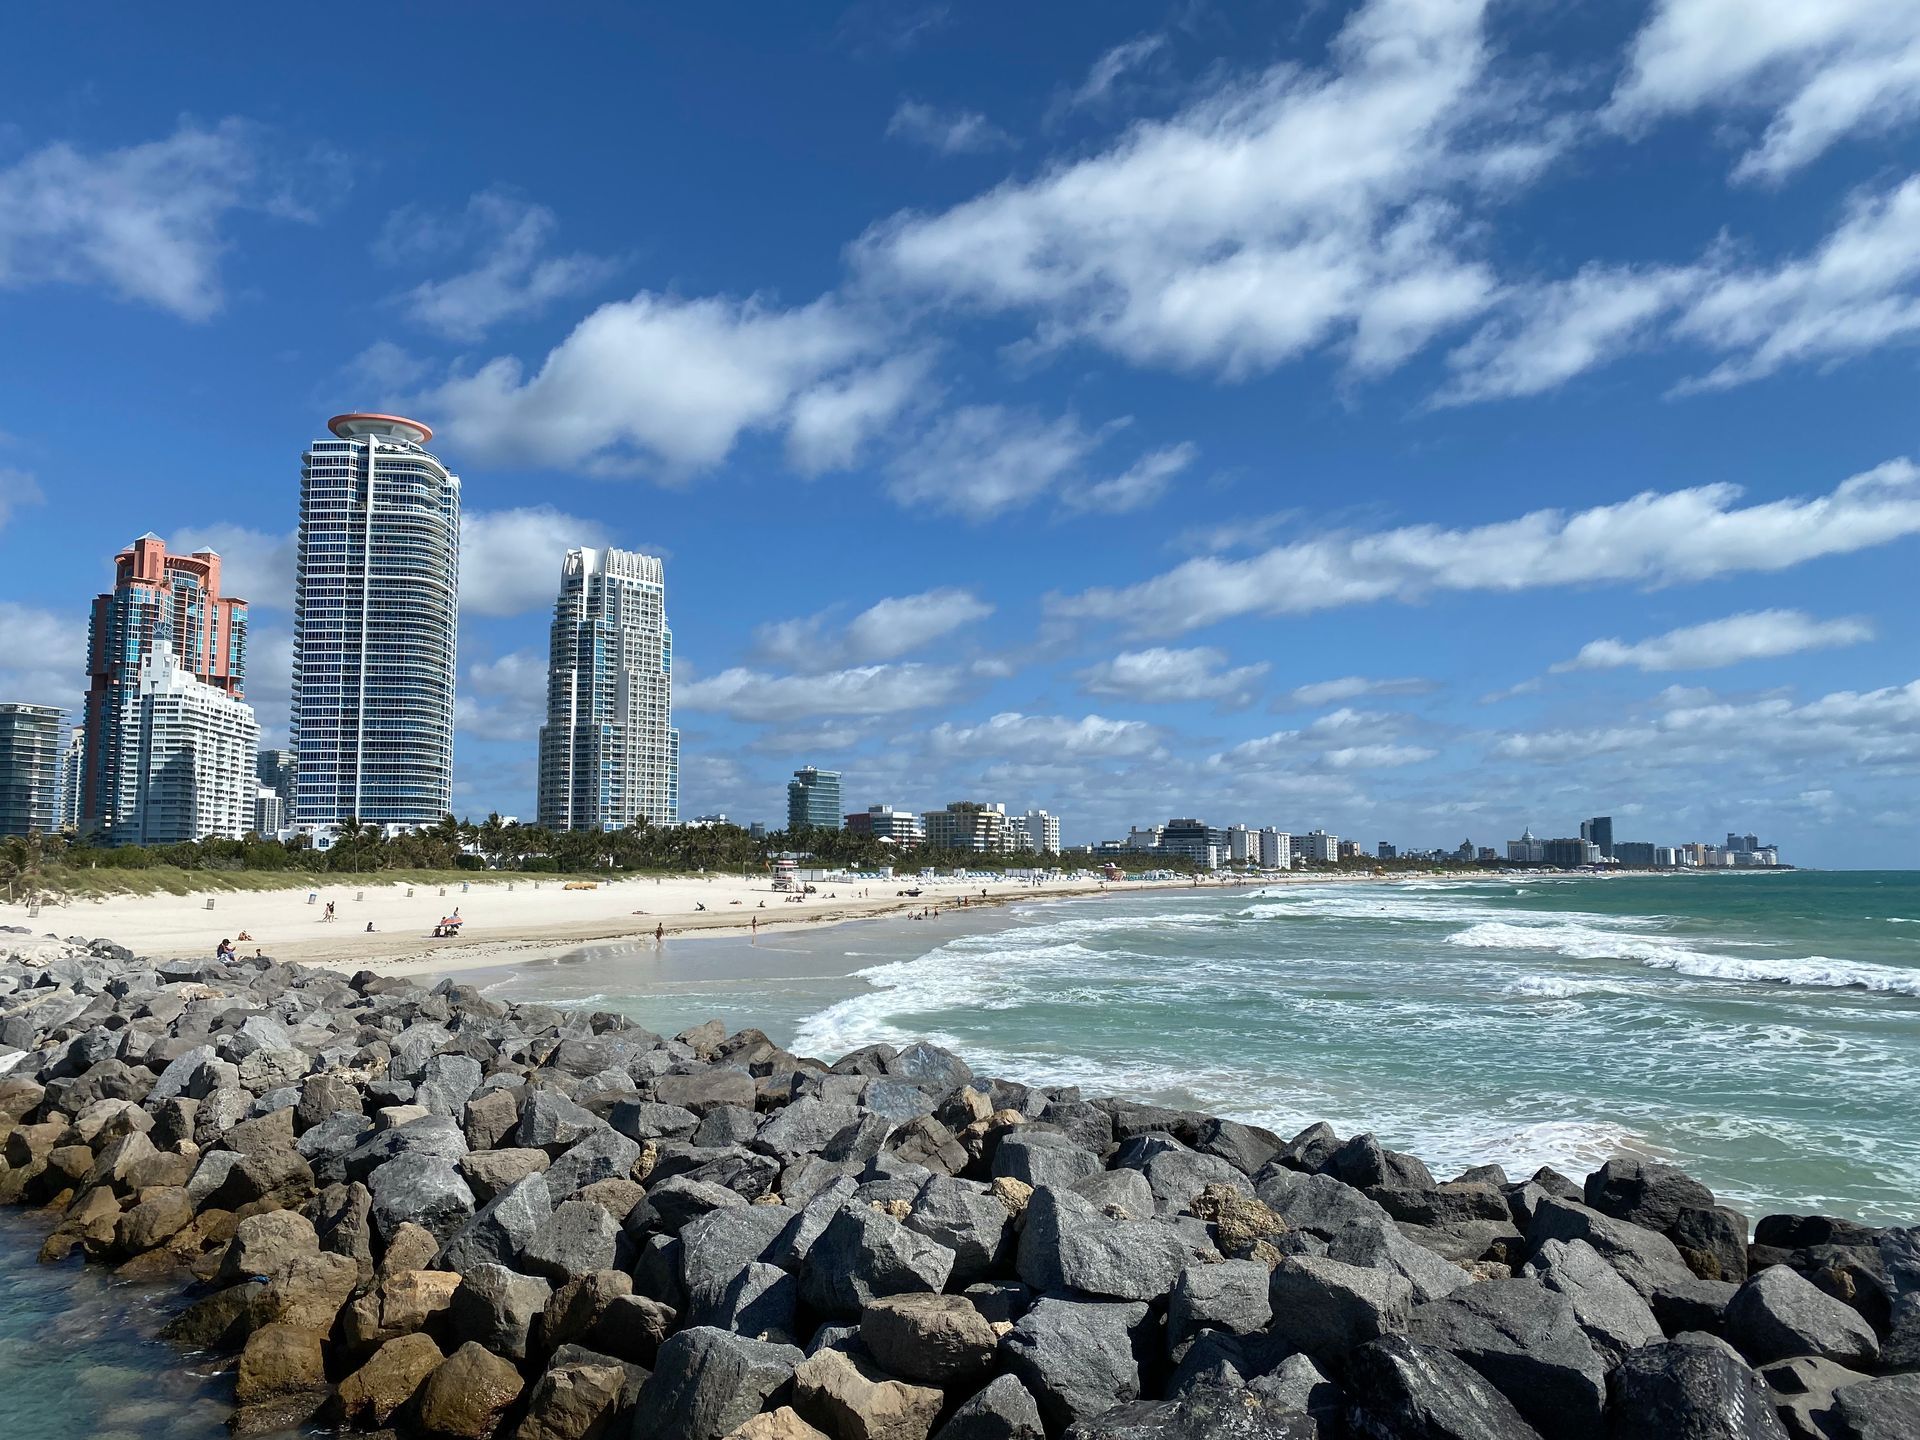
[20,815,1156,900]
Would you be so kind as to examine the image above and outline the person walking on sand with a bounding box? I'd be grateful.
[655,922,665,942]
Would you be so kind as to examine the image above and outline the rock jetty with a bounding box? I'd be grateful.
[1,931,1917,1440]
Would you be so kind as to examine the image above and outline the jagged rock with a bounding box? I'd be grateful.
[460,1145,550,1202]
[115,1184,194,1253]
[546,1127,643,1198]
[220,1209,319,1283]
[1760,1355,1869,1440]
[1522,1237,1663,1366]
[463,1087,521,1150]
[1267,1255,1413,1361]
[333,1331,446,1426]
[1831,1373,1920,1439]
[449,1262,552,1361]
[378,1268,463,1333]
[629,1326,804,1440]
[437,1170,553,1272]
[610,1099,702,1142]
[1003,1296,1149,1430]
[1248,1354,1342,1428]
[1256,1165,1392,1237]
[1673,1204,1752,1283]
[1404,1280,1607,1439]
[413,1339,525,1438]
[904,1175,1014,1286]
[993,1132,1103,1189]
[1015,1185,1187,1301]
[1344,1334,1544,1440]
[235,1321,327,1403]
[930,1376,1046,1440]
[1584,1157,1716,1233]
[514,1356,632,1440]
[1606,1334,1791,1440]
[369,1154,475,1244]
[701,1259,798,1337]
[1326,1219,1472,1304]
[861,1293,998,1385]
[729,1407,834,1440]
[793,1345,946,1440]
[1526,1196,1696,1299]
[536,1270,634,1354]
[1169,1260,1273,1347]
[655,1069,758,1117]
[160,1278,271,1349]
[801,1205,955,1318]
[647,1175,750,1234]
[517,1089,601,1154]
[1727,1265,1880,1367]
[1060,1384,1320,1440]
[523,1197,625,1283]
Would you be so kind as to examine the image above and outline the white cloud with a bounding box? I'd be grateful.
[1076,646,1268,706]
[927,712,1167,759]
[1062,442,1197,514]
[886,406,1112,519]
[1439,264,1701,404]
[0,603,85,711]
[786,351,938,473]
[1552,609,1874,673]
[382,189,618,341]
[1495,678,1920,770]
[1213,718,1435,771]
[857,0,1533,379]
[754,588,993,670]
[1052,457,1920,636]
[460,507,611,618]
[170,524,298,611]
[677,663,966,723]
[423,292,894,474]
[0,469,43,532]
[1278,675,1436,708]
[455,651,548,742]
[0,119,297,319]
[1674,174,1920,391]
[1057,35,1169,115]
[886,101,1014,155]
[1323,743,1437,769]
[1609,1,1920,182]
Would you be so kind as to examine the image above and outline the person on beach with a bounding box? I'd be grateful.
[215,938,235,962]
[365,922,375,933]
[654,923,664,941]
[751,916,758,934]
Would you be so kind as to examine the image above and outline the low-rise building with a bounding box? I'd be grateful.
[848,805,926,846]
[1506,827,1545,863]
[1298,829,1339,863]
[923,801,1009,852]
[1543,837,1601,868]
[1161,818,1226,870]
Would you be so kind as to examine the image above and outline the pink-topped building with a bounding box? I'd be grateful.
[81,534,248,837]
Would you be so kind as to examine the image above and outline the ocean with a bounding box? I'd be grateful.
[482,869,1920,1225]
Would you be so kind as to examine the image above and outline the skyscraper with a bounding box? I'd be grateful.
[537,546,679,831]
[1582,815,1614,860]
[125,631,259,844]
[0,704,63,837]
[257,748,297,811]
[293,414,460,828]
[787,767,843,830]
[82,535,246,837]
[58,726,83,832]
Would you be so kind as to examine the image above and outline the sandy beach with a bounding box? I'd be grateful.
[9,868,1319,978]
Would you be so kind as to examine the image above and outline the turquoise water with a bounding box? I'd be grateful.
[500,871,1920,1225]
[0,1210,229,1435]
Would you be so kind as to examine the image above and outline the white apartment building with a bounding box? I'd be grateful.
[58,726,84,832]
[1506,827,1546,863]
[1227,824,1254,863]
[1258,827,1292,869]
[1299,829,1339,863]
[1010,808,1061,853]
[537,546,679,830]
[126,636,259,843]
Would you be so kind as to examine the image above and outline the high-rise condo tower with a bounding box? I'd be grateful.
[293,414,460,828]
[537,547,679,831]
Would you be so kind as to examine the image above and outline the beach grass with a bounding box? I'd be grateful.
[37,865,628,900]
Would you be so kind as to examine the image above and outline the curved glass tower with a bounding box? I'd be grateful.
[292,413,460,828]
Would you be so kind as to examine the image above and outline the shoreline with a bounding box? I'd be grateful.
[7,869,1386,982]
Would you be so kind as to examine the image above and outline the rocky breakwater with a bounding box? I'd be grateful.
[0,933,1917,1440]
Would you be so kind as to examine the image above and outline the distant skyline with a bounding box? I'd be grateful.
[0,3,1916,868]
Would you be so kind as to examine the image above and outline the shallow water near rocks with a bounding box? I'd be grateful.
[492,869,1920,1225]
[0,1209,232,1435]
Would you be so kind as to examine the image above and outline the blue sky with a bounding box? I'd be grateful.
[1,1,1917,868]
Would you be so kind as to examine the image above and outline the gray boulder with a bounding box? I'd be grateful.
[1343,1335,1544,1440]
[652,1067,756,1117]
[1522,1238,1663,1366]
[1326,1133,1436,1192]
[700,1261,797,1338]
[1256,1165,1392,1237]
[609,1099,701,1142]
[1139,1150,1252,1217]
[1727,1265,1880,1367]
[993,1131,1103,1189]
[931,1374,1046,1440]
[906,1175,1015,1286]
[522,1198,624,1284]
[680,1204,795,1294]
[627,1326,803,1440]
[645,1175,749,1234]
[800,1205,956,1318]
[1672,1204,1752,1283]
[448,1263,552,1361]
[861,1293,999,1385]
[341,1112,468,1182]
[1607,1334,1791,1440]
[1168,1260,1273,1348]
[1327,1219,1472,1305]
[1003,1297,1149,1430]
[1017,1186,1188,1301]
[1527,1195,1694,1299]
[1404,1279,1607,1439]
[516,1088,600,1153]
[367,1153,474,1244]
[1832,1373,1920,1440]
[1267,1255,1413,1362]
[1060,1384,1319,1440]
[1760,1355,1869,1440]
[753,1098,864,1158]
[1072,1168,1156,1219]
[436,1171,553,1272]
[1584,1157,1716,1233]
[543,1127,642,1198]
